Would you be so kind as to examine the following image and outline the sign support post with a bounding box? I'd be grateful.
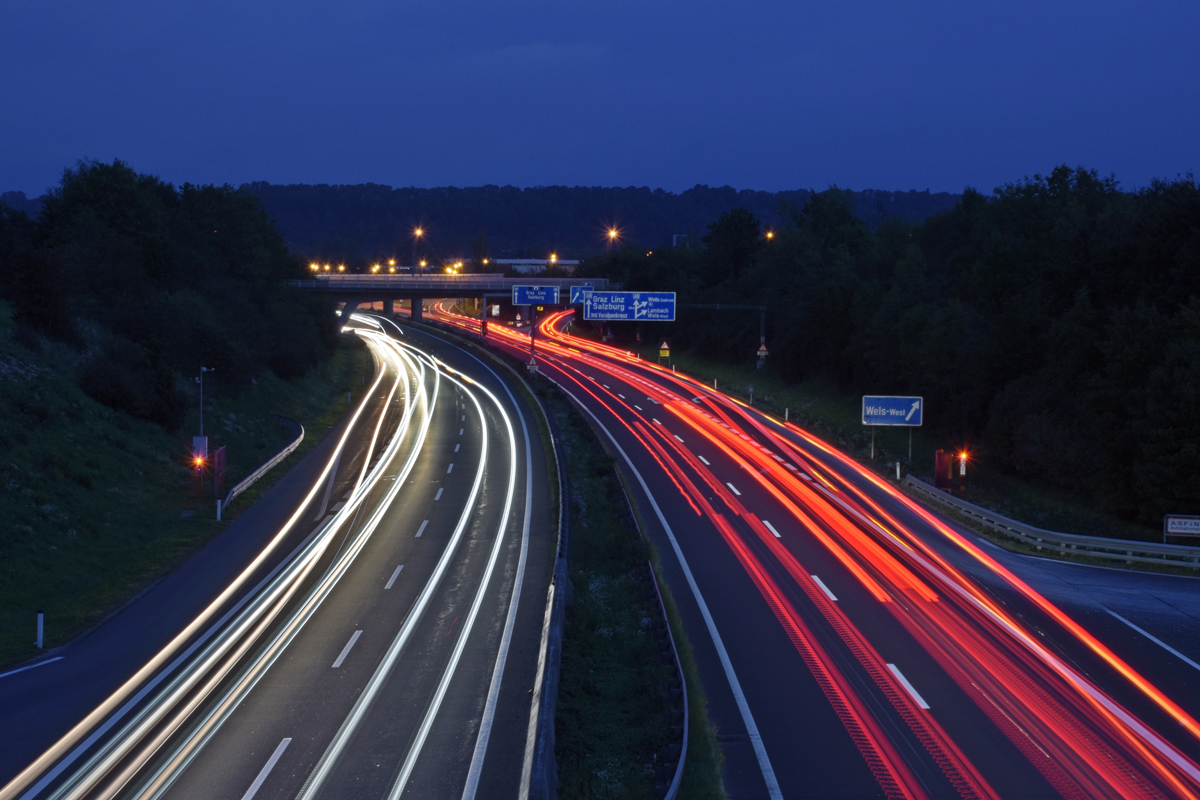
[862,395,923,462]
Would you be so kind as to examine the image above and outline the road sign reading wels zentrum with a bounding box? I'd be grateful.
[512,285,560,305]
[862,396,923,426]
[583,291,676,321]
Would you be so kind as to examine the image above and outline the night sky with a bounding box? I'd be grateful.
[3,0,1197,197]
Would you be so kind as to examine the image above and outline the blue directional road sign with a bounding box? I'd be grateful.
[862,396,923,426]
[583,291,676,321]
[512,285,560,305]
[569,283,595,304]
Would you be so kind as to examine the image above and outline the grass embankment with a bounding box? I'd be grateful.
[540,384,725,799]
[643,345,1162,547]
[0,307,367,669]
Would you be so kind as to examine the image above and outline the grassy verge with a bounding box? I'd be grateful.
[0,307,367,669]
[541,384,725,799]
[655,347,1162,546]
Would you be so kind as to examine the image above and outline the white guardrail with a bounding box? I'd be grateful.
[903,475,1200,568]
[221,416,304,512]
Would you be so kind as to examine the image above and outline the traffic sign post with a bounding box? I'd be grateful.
[512,285,560,306]
[583,291,676,321]
[862,395,923,460]
[658,337,670,363]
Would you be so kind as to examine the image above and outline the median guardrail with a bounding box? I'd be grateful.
[220,415,304,515]
[903,475,1200,569]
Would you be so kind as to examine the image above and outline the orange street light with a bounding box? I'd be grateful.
[766,230,774,240]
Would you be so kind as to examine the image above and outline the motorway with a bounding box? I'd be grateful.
[0,318,554,800]
[422,299,1200,800]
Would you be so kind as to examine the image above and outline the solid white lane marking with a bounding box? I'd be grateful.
[241,737,291,800]
[447,463,454,474]
[673,435,685,443]
[697,455,710,466]
[887,663,930,709]
[332,631,363,668]
[435,488,444,501]
[0,656,64,680]
[385,565,404,589]
[726,482,741,496]
[547,380,783,799]
[762,520,781,538]
[455,444,461,452]
[811,575,838,602]
[1105,609,1200,674]
[416,520,429,537]
[634,405,643,411]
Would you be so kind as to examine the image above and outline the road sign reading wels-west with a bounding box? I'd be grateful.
[583,291,676,321]
[569,283,595,304]
[512,285,560,305]
[862,396,923,426]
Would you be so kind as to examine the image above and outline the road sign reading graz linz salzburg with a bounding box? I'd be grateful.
[583,291,676,321]
[512,285,560,305]
[862,395,923,426]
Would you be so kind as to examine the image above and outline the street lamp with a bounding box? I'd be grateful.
[413,227,424,272]
[607,227,619,251]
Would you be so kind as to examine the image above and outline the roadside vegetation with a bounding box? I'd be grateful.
[584,167,1200,533]
[0,160,358,669]
[0,306,365,669]
[539,382,725,800]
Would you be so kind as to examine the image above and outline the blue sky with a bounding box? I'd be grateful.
[2,0,1196,196]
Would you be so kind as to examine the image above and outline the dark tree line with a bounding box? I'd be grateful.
[234,182,960,267]
[0,160,337,428]
[585,167,1200,523]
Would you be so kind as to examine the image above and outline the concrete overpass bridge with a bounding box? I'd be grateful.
[287,274,610,329]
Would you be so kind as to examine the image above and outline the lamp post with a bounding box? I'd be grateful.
[413,228,424,273]
[197,367,215,437]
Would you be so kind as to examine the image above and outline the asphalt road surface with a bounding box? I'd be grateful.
[423,299,1200,800]
[0,318,555,800]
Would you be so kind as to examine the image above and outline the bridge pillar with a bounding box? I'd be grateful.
[337,301,360,329]
[384,298,394,316]
[411,299,423,322]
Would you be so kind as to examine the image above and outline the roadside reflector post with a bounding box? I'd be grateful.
[36,610,43,650]
[896,461,901,480]
[785,407,789,422]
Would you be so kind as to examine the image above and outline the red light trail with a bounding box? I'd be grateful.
[420,299,1200,799]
